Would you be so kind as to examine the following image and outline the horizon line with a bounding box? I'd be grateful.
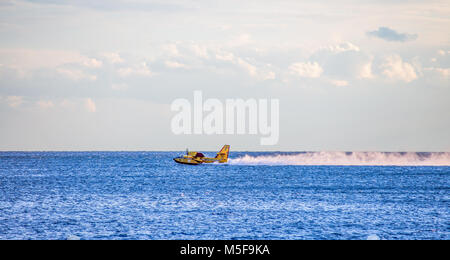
[0,150,449,153]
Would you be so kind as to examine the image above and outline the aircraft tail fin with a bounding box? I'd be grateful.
[216,145,230,163]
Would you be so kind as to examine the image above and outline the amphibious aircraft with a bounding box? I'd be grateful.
[173,145,230,165]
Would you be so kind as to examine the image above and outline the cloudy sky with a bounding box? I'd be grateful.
[0,0,449,151]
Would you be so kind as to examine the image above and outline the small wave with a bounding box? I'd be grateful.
[229,152,450,166]
[66,234,81,240]
[367,234,381,240]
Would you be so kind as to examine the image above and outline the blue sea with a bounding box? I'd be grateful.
[0,151,448,240]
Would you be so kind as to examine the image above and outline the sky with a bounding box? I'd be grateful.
[0,0,449,151]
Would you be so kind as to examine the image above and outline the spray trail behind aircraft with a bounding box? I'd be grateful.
[229,152,450,166]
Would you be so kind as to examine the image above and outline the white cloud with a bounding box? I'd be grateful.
[164,60,188,69]
[330,79,349,86]
[234,57,276,80]
[433,68,450,78]
[102,52,124,64]
[424,67,450,78]
[60,99,76,108]
[117,62,153,77]
[312,42,373,81]
[81,58,102,68]
[321,42,360,53]
[6,96,23,108]
[437,50,449,56]
[162,43,180,57]
[37,100,54,109]
[189,44,209,59]
[289,62,323,78]
[359,61,374,79]
[215,51,235,61]
[246,67,275,80]
[236,57,257,77]
[212,49,274,80]
[0,49,102,70]
[381,55,417,83]
[85,98,96,113]
[56,68,97,81]
[260,70,276,80]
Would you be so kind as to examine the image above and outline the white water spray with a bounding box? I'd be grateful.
[229,152,450,166]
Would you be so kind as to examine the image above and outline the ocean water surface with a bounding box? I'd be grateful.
[0,151,448,240]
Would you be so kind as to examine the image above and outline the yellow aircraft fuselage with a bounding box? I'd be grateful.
[173,145,230,165]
